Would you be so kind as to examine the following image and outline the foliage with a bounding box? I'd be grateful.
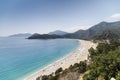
[93,30,120,40]
[28,33,63,39]
[41,75,49,80]
[83,39,120,80]
[36,77,40,80]
[39,39,120,80]
[116,71,120,80]
[55,67,63,74]
[49,76,57,80]
[79,61,87,73]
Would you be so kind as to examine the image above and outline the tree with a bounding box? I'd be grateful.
[96,42,110,54]
[79,61,87,73]
[55,67,63,74]
[42,75,48,80]
[88,47,96,60]
[83,39,120,80]
[49,76,57,80]
[110,39,120,50]
[116,71,120,80]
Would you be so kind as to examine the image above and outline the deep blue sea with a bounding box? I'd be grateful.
[0,37,79,80]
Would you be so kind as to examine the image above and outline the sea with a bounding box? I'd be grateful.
[0,37,79,80]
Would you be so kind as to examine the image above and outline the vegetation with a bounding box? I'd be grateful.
[64,21,120,40]
[29,21,120,40]
[36,39,120,80]
[36,60,87,80]
[93,30,120,40]
[55,67,63,75]
[28,33,64,39]
[79,61,87,73]
[83,39,120,80]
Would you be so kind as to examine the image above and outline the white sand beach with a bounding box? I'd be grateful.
[24,40,97,80]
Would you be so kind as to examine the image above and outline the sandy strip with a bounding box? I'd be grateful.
[24,40,97,80]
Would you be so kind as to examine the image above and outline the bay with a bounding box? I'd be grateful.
[0,37,79,80]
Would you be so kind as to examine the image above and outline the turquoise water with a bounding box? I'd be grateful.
[0,37,79,80]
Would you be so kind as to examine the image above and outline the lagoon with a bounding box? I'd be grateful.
[0,37,79,80]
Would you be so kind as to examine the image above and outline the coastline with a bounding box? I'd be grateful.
[24,39,97,80]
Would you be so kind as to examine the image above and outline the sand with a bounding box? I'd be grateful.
[24,40,97,80]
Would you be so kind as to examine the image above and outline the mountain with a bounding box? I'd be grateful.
[28,21,120,40]
[28,33,64,39]
[93,29,120,40]
[48,30,68,35]
[65,21,120,40]
[9,33,31,38]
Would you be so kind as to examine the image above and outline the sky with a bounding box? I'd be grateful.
[1,0,120,36]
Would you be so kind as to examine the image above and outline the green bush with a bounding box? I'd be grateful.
[79,61,87,73]
[55,67,63,74]
[42,75,48,80]
[49,76,57,80]
[83,39,120,80]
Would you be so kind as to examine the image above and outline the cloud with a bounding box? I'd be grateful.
[106,13,120,22]
[110,13,120,19]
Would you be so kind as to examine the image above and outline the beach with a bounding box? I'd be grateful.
[25,40,97,80]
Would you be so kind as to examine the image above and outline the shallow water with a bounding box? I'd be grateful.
[0,37,79,80]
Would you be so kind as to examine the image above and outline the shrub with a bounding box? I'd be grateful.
[55,67,63,74]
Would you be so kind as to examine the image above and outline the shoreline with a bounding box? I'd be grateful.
[24,40,97,80]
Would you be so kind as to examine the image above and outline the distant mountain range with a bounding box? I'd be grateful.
[65,21,120,40]
[48,30,68,35]
[28,33,64,39]
[28,21,120,40]
[9,33,31,38]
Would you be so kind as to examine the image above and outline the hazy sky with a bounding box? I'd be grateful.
[1,0,120,36]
